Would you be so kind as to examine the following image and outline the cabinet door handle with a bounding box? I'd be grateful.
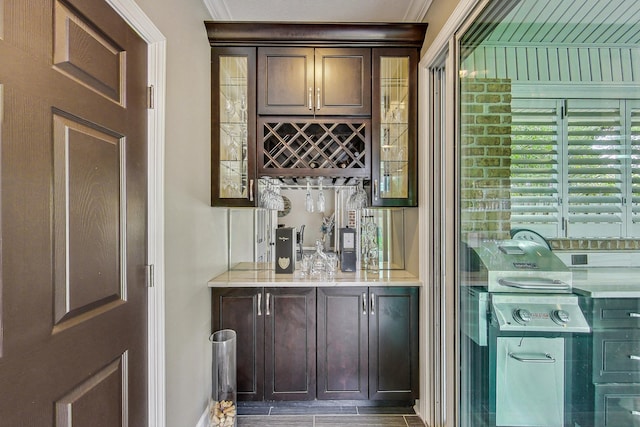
[316,87,321,110]
[509,352,555,363]
[631,410,640,417]
[630,355,640,361]
[373,179,379,201]
[248,179,254,202]
[266,292,271,316]
[370,292,375,315]
[308,87,313,110]
[362,292,367,315]
[257,292,262,316]
[630,312,640,318]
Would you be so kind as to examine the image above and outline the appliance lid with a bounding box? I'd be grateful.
[473,240,572,293]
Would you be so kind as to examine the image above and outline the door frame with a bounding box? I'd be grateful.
[104,1,167,426]
[418,0,484,426]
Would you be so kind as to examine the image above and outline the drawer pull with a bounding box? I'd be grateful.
[509,352,555,363]
[630,313,640,318]
[631,410,640,417]
[630,355,640,361]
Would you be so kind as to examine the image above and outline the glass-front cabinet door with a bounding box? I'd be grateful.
[371,48,418,207]
[211,47,256,206]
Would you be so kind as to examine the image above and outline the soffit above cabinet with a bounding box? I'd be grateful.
[203,0,433,23]
[205,22,428,47]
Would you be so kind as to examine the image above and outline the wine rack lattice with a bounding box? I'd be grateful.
[258,119,371,178]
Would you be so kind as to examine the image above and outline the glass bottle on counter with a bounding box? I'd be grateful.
[310,239,328,279]
[362,215,379,273]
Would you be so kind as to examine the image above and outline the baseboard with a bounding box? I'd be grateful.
[196,408,208,427]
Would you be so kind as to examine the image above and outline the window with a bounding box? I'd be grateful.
[510,99,639,238]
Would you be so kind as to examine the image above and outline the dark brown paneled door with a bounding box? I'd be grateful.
[0,0,148,426]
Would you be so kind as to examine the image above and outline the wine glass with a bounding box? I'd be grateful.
[305,179,315,213]
[224,97,235,121]
[239,94,247,123]
[316,177,326,213]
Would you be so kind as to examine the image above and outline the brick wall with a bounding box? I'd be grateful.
[460,78,512,241]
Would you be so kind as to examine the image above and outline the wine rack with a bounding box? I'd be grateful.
[257,118,371,178]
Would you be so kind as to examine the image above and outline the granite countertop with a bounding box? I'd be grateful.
[570,268,640,298]
[208,262,421,287]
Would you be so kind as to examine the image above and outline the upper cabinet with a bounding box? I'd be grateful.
[258,47,371,116]
[371,48,418,207]
[205,22,428,207]
[211,47,256,206]
[211,47,257,207]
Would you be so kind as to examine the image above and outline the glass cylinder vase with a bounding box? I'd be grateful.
[209,329,237,427]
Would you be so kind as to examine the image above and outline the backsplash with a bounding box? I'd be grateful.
[549,239,640,251]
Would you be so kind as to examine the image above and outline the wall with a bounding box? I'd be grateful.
[460,78,512,241]
[132,1,226,426]
[421,0,463,52]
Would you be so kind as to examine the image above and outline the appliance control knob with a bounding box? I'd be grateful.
[552,309,570,325]
[513,308,532,324]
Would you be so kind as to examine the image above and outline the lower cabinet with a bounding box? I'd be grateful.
[317,287,420,401]
[211,287,316,401]
[212,286,419,403]
[574,297,640,427]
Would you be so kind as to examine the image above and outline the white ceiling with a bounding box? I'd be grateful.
[483,0,640,45]
[203,0,433,22]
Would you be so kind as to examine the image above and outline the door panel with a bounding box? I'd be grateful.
[53,113,124,324]
[258,47,314,115]
[264,287,316,401]
[0,0,148,424]
[212,288,265,401]
[317,287,368,400]
[315,48,371,116]
[369,287,419,400]
[53,0,125,104]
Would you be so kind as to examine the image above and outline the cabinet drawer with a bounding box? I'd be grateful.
[594,383,640,427]
[593,330,640,383]
[591,299,640,329]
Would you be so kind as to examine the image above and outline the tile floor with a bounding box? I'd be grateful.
[236,404,427,427]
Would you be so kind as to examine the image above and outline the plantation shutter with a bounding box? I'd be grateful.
[631,102,640,237]
[565,100,624,237]
[509,99,561,237]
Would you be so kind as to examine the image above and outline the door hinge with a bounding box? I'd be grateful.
[145,264,155,288]
[147,85,154,109]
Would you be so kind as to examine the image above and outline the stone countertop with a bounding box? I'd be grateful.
[570,268,640,298]
[208,262,421,287]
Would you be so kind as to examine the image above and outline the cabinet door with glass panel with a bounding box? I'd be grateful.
[371,48,418,207]
[211,47,257,206]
